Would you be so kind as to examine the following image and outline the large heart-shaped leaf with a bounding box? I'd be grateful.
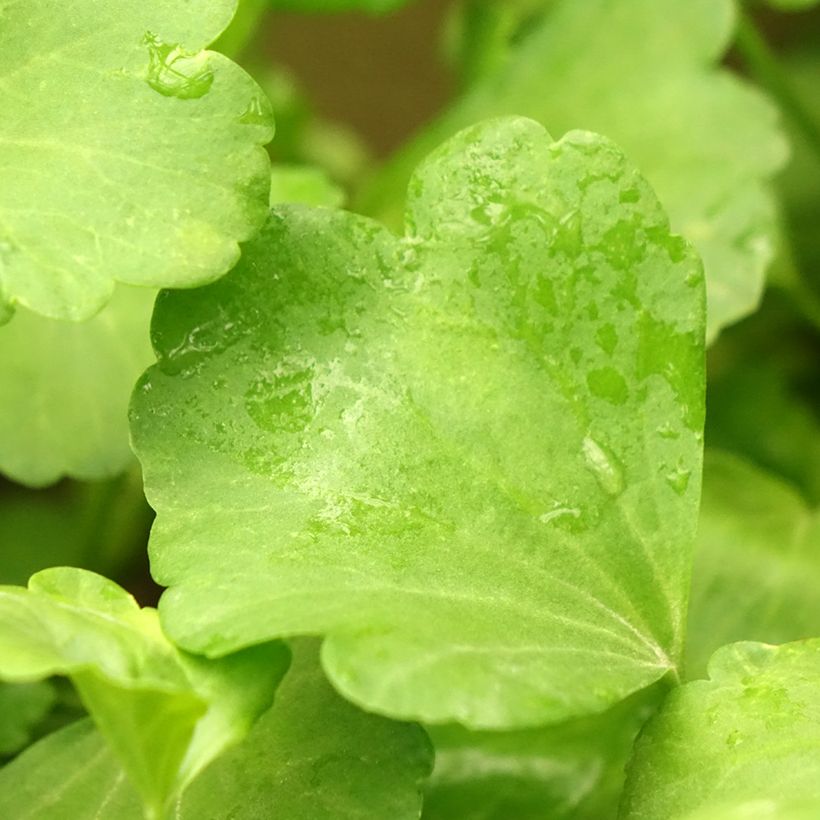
[0,0,273,321]
[132,117,705,729]
[621,640,820,819]
[0,642,431,819]
[360,0,787,342]
[0,568,289,817]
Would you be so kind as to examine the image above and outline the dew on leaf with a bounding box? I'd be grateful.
[245,367,314,434]
[586,366,629,405]
[664,463,691,495]
[143,32,213,100]
[582,435,625,497]
[239,96,269,126]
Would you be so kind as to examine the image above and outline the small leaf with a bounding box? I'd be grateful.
[0,642,432,820]
[133,117,705,728]
[621,640,820,819]
[359,0,787,342]
[0,681,55,757]
[686,451,820,677]
[0,568,289,817]
[269,165,346,208]
[0,0,273,320]
[0,287,155,486]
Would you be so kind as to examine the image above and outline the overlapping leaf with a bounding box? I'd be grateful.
[621,640,820,819]
[360,0,787,342]
[686,451,820,676]
[423,687,661,820]
[0,287,155,485]
[0,0,273,320]
[132,117,705,729]
[0,642,432,819]
[0,568,289,817]
[0,681,54,757]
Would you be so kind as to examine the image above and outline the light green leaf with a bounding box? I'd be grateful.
[0,642,432,819]
[423,687,661,820]
[269,165,346,208]
[0,286,155,486]
[0,568,289,818]
[621,640,820,819]
[359,0,787,342]
[132,117,705,729]
[686,451,820,677]
[0,681,55,757]
[0,0,273,321]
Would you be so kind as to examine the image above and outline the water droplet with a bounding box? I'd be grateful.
[665,463,691,495]
[656,423,679,440]
[539,506,581,525]
[586,366,628,405]
[595,323,618,356]
[143,32,213,100]
[582,436,625,497]
[245,365,314,434]
[239,95,270,126]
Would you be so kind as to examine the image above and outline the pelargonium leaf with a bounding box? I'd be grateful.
[621,640,820,819]
[0,0,273,321]
[0,681,55,757]
[0,568,289,818]
[132,117,705,729]
[0,641,432,820]
[0,286,155,485]
[359,0,787,342]
[686,451,820,677]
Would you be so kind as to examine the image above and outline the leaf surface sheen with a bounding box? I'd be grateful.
[360,0,788,342]
[0,568,289,817]
[0,0,273,320]
[133,117,706,729]
[621,640,820,819]
[0,641,432,820]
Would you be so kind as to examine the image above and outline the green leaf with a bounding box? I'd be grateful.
[621,640,820,819]
[359,0,787,343]
[765,0,819,10]
[269,165,346,208]
[0,681,55,757]
[0,287,155,486]
[132,117,705,728]
[0,568,289,817]
[685,451,820,677]
[0,471,153,585]
[706,361,820,505]
[423,687,661,820]
[0,642,432,819]
[0,0,273,321]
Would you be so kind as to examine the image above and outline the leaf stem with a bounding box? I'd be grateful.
[734,12,820,167]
